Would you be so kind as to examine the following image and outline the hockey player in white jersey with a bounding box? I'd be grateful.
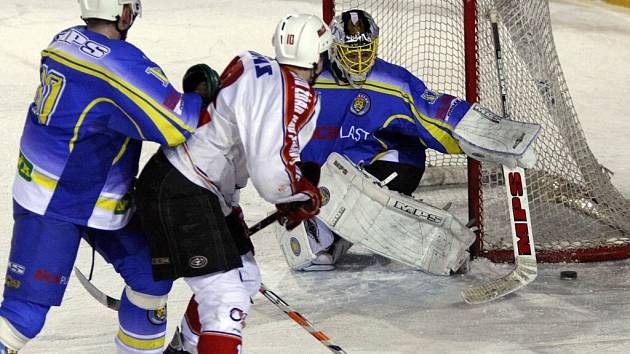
[133,14,333,354]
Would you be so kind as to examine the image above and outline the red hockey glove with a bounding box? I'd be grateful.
[276,161,322,231]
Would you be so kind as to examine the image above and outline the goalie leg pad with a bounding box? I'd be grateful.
[317,153,475,275]
[453,103,541,168]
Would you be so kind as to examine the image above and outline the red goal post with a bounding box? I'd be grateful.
[322,0,630,263]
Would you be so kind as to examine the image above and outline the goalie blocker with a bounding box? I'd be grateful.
[278,153,475,275]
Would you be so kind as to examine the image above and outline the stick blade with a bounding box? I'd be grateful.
[461,257,537,304]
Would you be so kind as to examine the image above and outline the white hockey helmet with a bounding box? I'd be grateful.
[330,9,380,87]
[78,0,142,22]
[273,14,333,69]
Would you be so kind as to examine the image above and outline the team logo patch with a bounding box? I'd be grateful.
[189,256,208,269]
[350,93,371,116]
[17,152,33,182]
[319,187,330,206]
[147,305,167,325]
[230,307,247,322]
[289,237,301,256]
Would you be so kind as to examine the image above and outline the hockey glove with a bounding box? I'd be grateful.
[182,63,221,105]
[276,161,322,231]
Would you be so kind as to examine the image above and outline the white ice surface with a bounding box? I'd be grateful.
[0,0,629,353]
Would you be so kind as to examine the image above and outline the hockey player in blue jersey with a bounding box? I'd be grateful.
[0,1,212,353]
[275,9,539,272]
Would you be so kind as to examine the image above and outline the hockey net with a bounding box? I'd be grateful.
[323,0,630,262]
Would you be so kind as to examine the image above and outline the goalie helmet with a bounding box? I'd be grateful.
[273,14,333,69]
[330,9,380,87]
[78,0,142,22]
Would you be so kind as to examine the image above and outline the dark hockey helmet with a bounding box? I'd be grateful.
[330,9,380,87]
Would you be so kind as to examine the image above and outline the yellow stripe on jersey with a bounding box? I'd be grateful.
[96,197,116,211]
[70,98,145,153]
[315,78,462,153]
[32,171,57,191]
[116,329,165,350]
[96,193,131,215]
[112,138,131,165]
[42,48,193,145]
[383,114,414,127]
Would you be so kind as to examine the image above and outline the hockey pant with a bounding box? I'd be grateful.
[0,201,171,353]
[176,252,260,354]
[134,149,253,281]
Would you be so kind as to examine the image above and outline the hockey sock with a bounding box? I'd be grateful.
[197,333,241,354]
[115,291,167,354]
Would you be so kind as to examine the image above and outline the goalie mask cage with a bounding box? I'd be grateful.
[322,0,630,263]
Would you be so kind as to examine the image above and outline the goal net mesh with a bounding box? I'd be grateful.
[324,0,630,262]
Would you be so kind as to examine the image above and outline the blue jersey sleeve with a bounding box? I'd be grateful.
[100,50,202,146]
[399,66,471,154]
[42,27,202,147]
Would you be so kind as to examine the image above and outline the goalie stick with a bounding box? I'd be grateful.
[75,211,347,353]
[461,8,538,304]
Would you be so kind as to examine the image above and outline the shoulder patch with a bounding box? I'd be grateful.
[421,89,441,104]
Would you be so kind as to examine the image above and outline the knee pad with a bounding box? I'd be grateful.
[185,269,251,336]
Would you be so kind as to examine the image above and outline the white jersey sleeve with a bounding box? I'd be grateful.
[163,51,320,213]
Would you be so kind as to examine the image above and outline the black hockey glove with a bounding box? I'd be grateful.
[182,63,221,105]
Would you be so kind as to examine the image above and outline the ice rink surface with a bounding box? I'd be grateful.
[0,0,629,353]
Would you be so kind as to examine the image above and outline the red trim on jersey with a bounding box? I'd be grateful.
[197,107,211,127]
[279,66,317,193]
[220,56,245,88]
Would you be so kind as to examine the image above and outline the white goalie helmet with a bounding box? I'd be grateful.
[78,0,142,21]
[330,9,380,87]
[273,14,333,69]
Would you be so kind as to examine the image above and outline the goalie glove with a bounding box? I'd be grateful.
[276,161,322,231]
[182,63,221,105]
[453,103,541,169]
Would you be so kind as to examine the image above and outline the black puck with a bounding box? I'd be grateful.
[560,270,577,280]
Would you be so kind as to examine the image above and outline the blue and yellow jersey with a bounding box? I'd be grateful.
[13,26,203,230]
[302,59,471,168]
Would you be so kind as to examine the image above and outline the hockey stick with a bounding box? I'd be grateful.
[460,8,538,304]
[259,283,348,354]
[74,211,280,311]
